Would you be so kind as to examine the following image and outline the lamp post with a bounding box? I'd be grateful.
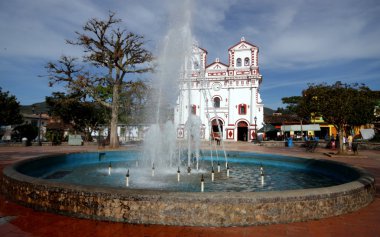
[38,113,42,146]
[254,116,257,143]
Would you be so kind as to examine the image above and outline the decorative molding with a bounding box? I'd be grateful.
[227,129,234,140]
[249,129,256,140]
[177,128,184,138]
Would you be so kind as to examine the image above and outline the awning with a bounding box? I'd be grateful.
[281,124,321,132]
[258,124,279,133]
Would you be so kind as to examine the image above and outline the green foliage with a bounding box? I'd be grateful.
[301,82,376,128]
[0,87,23,126]
[12,124,38,143]
[46,92,109,141]
[118,81,148,124]
[298,81,376,153]
[280,96,302,114]
[46,127,64,145]
[44,12,154,148]
[279,81,377,153]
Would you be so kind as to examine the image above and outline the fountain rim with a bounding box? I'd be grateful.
[3,151,374,197]
[1,150,375,226]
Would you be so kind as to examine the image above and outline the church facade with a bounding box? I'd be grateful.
[174,37,264,142]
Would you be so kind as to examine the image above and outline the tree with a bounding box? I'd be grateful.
[279,96,302,115]
[46,92,109,141]
[300,81,376,154]
[45,12,153,148]
[118,80,148,125]
[12,124,38,144]
[0,87,23,126]
[45,123,65,145]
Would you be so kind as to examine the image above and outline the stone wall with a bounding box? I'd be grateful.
[1,162,375,226]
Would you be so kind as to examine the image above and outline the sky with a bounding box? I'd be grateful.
[0,0,379,109]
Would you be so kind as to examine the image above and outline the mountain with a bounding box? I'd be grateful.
[20,102,49,114]
[264,107,275,115]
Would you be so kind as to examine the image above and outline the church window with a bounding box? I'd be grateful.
[238,104,247,115]
[194,61,199,69]
[236,58,242,67]
[244,57,250,66]
[191,105,196,115]
[213,97,221,108]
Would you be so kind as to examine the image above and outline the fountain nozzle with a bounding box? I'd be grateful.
[201,174,204,192]
[126,169,130,187]
[177,167,180,182]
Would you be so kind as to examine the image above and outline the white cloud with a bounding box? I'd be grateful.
[0,0,104,60]
[0,0,379,106]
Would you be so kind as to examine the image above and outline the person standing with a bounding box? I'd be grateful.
[347,134,353,151]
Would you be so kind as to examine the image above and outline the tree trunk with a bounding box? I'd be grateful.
[338,126,346,154]
[109,83,120,148]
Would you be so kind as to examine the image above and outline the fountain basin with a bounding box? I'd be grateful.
[1,151,375,226]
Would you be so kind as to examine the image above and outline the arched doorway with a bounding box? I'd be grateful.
[237,121,248,141]
[211,119,223,139]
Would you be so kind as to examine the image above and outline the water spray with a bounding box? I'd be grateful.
[108,162,112,176]
[152,163,155,177]
[227,164,230,177]
[211,166,215,182]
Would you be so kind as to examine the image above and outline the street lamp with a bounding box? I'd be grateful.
[254,116,257,143]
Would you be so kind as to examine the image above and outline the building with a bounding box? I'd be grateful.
[174,37,264,141]
[0,112,50,143]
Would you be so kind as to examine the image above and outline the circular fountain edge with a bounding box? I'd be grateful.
[1,154,376,227]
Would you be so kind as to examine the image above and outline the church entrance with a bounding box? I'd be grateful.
[237,121,248,141]
[211,119,223,140]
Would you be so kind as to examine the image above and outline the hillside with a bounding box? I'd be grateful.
[20,102,49,114]
[264,107,275,115]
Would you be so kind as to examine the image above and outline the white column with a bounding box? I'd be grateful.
[228,88,231,125]
[250,86,254,141]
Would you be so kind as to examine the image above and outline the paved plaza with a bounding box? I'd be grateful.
[0,143,379,237]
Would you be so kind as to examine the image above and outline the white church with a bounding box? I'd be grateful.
[174,37,264,142]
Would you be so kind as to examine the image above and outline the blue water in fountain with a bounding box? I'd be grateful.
[16,150,359,192]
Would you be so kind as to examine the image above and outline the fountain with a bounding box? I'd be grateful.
[140,0,204,174]
[1,150,376,226]
[0,0,376,227]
